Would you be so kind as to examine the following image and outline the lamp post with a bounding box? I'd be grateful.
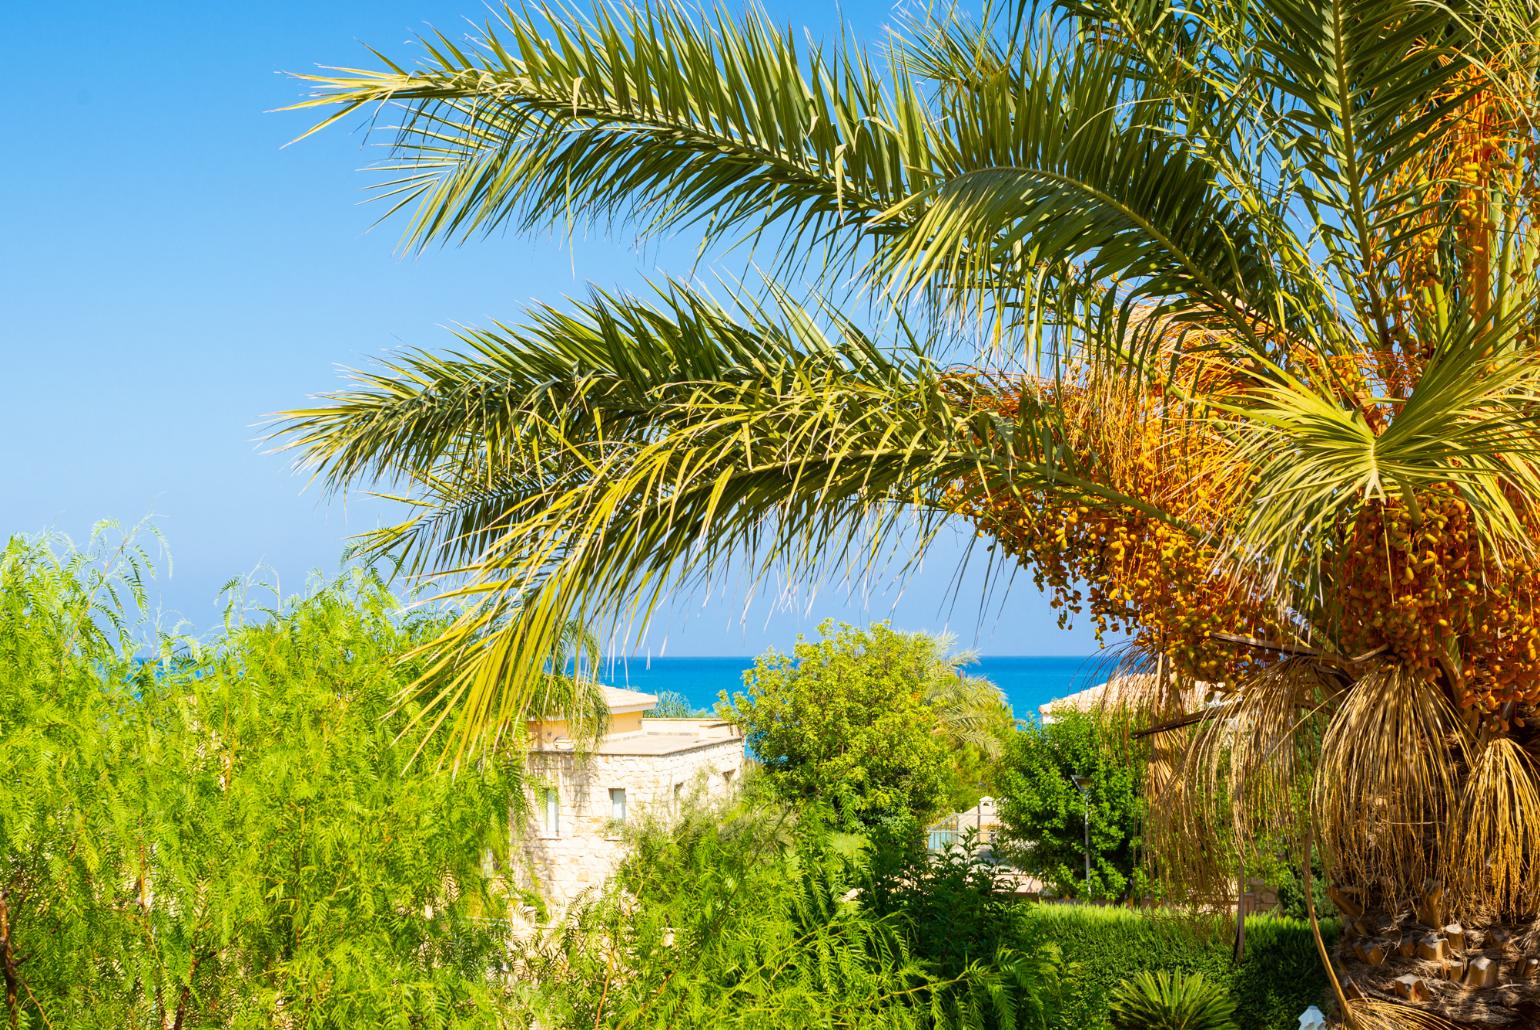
[1070,774,1091,897]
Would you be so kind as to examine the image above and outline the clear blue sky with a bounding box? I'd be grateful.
[2,0,1110,657]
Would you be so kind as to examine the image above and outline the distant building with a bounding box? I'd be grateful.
[1037,672,1219,724]
[518,686,744,915]
[924,797,1049,898]
[926,796,1001,852]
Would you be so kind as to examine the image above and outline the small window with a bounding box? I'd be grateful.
[673,782,684,808]
[722,769,735,788]
[609,787,627,823]
[541,786,559,836]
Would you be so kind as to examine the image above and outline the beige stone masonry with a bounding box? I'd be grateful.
[517,709,745,915]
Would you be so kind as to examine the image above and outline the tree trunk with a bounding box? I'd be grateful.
[0,889,20,1030]
[1330,888,1540,1026]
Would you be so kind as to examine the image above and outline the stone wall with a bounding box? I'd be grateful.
[517,732,745,915]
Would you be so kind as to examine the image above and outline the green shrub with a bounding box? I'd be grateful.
[865,824,1023,979]
[996,711,1149,901]
[0,531,523,1028]
[1108,970,1238,1030]
[1013,904,1334,1030]
[529,801,1061,1028]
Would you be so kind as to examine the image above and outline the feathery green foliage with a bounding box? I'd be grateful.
[865,826,1031,985]
[276,284,1098,766]
[0,529,523,1028]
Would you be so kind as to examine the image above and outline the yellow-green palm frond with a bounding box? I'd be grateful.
[287,0,934,278]
[1221,305,1540,603]
[275,284,1142,763]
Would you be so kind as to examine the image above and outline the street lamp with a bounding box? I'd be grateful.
[1070,774,1091,896]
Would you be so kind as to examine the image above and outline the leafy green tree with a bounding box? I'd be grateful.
[996,712,1147,901]
[723,622,1002,831]
[0,530,523,1028]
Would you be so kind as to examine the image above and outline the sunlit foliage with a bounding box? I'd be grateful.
[521,791,1059,1029]
[0,529,522,1028]
[723,621,1013,830]
[281,0,1540,1019]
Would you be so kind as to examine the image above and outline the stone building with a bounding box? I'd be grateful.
[519,686,745,914]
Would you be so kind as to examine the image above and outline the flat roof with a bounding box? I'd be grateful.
[600,685,658,714]
[532,718,741,757]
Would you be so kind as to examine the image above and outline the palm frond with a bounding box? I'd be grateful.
[1448,736,1540,917]
[1312,664,1469,908]
[1254,0,1478,344]
[277,284,1148,762]
[1219,302,1540,598]
[924,671,1013,756]
[1345,997,1462,1030]
[287,1,933,275]
[879,12,1277,347]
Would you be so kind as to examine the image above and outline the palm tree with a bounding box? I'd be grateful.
[279,1,1540,1021]
[911,632,1013,758]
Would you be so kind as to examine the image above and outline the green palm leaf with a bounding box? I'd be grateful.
[878,22,1275,340]
[283,0,1540,770]
[287,1,932,274]
[277,285,1158,762]
[1222,302,1540,599]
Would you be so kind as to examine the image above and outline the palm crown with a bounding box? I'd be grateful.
[281,0,1540,997]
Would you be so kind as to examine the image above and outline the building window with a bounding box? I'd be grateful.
[609,787,627,823]
[541,786,559,836]
[673,782,683,808]
[722,769,735,789]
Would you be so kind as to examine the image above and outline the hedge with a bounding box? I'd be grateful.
[1012,904,1337,1030]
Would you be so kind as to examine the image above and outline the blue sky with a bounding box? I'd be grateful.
[2,0,1109,657]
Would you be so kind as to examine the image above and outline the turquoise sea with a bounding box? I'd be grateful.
[598,655,1114,722]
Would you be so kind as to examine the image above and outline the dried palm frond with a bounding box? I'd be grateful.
[1448,736,1540,918]
[1203,657,1336,848]
[1142,721,1238,904]
[1140,659,1335,901]
[1313,666,1469,908]
[1345,996,1462,1030]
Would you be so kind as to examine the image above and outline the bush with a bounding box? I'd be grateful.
[996,711,1148,900]
[0,531,522,1028]
[865,822,1029,980]
[1013,904,1334,1030]
[527,799,1061,1028]
[1108,970,1237,1030]
[722,622,960,830]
